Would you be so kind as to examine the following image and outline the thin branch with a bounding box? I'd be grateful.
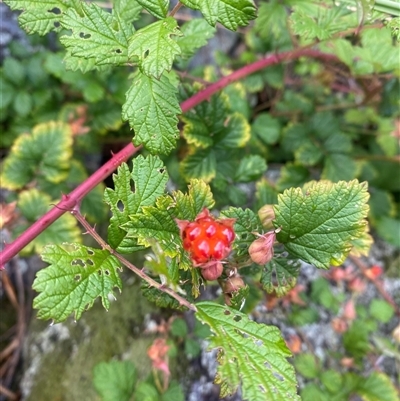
[0,143,140,269]
[0,48,339,269]
[169,1,183,17]
[73,211,197,312]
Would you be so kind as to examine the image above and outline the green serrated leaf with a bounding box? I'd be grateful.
[196,302,300,401]
[252,113,281,145]
[369,299,394,323]
[173,179,215,220]
[16,189,81,255]
[114,0,143,23]
[221,208,262,258]
[322,153,357,182]
[261,256,300,297]
[255,179,278,210]
[375,217,400,248]
[141,282,182,310]
[276,163,310,192]
[4,0,74,35]
[129,18,181,78]
[294,353,319,379]
[162,381,185,401]
[122,70,181,154]
[34,244,122,322]
[124,196,180,257]
[274,180,370,268]
[136,0,168,19]
[3,57,25,85]
[182,91,229,149]
[234,155,267,182]
[1,121,73,190]
[60,2,133,68]
[180,148,217,183]
[215,113,251,149]
[13,91,32,117]
[181,0,257,31]
[320,370,343,394]
[357,372,398,401]
[290,3,357,41]
[93,360,137,401]
[104,156,169,252]
[177,19,216,58]
[134,382,159,401]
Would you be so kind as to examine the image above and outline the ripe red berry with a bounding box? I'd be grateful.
[176,209,236,275]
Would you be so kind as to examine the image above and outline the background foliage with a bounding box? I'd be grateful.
[0,0,399,400]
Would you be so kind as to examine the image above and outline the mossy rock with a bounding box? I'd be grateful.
[22,280,158,401]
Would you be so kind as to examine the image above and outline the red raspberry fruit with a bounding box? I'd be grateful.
[175,209,236,276]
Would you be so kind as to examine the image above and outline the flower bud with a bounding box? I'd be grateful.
[249,231,275,265]
[201,261,223,281]
[223,276,245,294]
[258,205,275,230]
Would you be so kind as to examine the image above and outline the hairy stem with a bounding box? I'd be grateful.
[73,211,197,312]
[0,48,338,269]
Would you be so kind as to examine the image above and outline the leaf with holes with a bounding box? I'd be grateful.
[3,0,76,35]
[0,121,73,190]
[122,71,181,154]
[33,244,122,323]
[261,256,301,297]
[180,0,257,31]
[129,18,182,78]
[103,155,169,252]
[60,2,133,68]
[273,180,370,269]
[196,302,300,401]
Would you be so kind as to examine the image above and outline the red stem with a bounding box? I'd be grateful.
[0,48,338,269]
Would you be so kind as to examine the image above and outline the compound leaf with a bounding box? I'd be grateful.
[60,2,133,68]
[33,244,122,322]
[181,0,257,31]
[122,71,181,154]
[196,302,300,401]
[129,18,182,78]
[1,121,72,190]
[274,180,370,268]
[93,360,137,401]
[104,155,169,252]
[261,256,301,297]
